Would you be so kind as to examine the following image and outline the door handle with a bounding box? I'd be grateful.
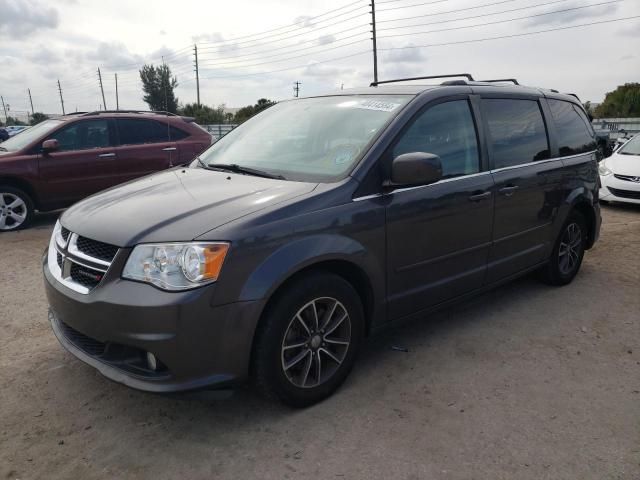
[162,147,177,152]
[468,191,492,202]
[498,185,519,196]
[97,152,116,158]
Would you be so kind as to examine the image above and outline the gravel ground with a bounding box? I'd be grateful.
[1,205,639,480]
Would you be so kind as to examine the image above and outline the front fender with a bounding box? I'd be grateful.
[239,233,384,304]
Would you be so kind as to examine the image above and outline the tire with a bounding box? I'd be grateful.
[253,272,365,407]
[538,211,587,286]
[0,186,34,232]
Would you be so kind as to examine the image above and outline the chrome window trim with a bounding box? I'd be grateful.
[352,150,596,202]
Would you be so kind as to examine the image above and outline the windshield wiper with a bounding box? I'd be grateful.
[205,162,286,180]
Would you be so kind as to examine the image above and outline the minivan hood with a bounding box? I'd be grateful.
[606,152,640,176]
[61,168,317,246]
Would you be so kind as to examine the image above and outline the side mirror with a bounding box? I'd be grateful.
[386,152,443,188]
[42,139,59,153]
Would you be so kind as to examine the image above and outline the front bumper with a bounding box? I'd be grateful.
[599,175,640,204]
[44,253,263,393]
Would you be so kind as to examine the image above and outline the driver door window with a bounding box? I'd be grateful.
[49,120,112,151]
[393,100,480,179]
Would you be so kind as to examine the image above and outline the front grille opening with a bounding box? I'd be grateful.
[60,226,71,242]
[76,236,119,262]
[69,263,104,290]
[57,319,170,379]
[56,252,63,269]
[609,187,640,200]
[58,320,107,356]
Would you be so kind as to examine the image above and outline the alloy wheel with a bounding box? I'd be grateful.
[0,193,28,231]
[558,222,582,275]
[281,297,351,389]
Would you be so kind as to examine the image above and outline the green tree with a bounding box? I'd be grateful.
[180,103,226,124]
[139,64,179,113]
[234,98,276,123]
[30,112,49,125]
[594,83,640,118]
[4,116,26,126]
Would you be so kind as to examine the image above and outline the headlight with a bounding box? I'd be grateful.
[598,162,613,176]
[122,242,229,291]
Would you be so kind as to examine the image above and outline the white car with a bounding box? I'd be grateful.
[599,133,640,205]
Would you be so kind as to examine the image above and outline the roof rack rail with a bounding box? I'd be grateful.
[64,111,89,115]
[479,78,520,85]
[370,73,474,87]
[80,110,179,117]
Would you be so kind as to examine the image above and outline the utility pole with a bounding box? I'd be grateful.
[194,44,200,106]
[115,73,119,110]
[57,80,65,115]
[293,81,301,98]
[370,0,379,84]
[98,68,107,110]
[1,96,7,122]
[28,89,35,116]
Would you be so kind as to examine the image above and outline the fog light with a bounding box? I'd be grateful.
[146,352,158,371]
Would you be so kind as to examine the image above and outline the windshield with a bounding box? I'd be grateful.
[0,120,64,152]
[619,134,640,156]
[198,95,412,182]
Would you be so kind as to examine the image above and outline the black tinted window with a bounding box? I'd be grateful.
[393,100,479,178]
[49,120,111,151]
[483,99,549,168]
[548,99,596,156]
[170,126,189,140]
[117,119,169,145]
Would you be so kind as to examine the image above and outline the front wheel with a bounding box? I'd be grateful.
[538,212,587,285]
[0,186,33,232]
[253,272,364,407]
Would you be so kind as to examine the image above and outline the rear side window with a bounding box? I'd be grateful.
[169,126,189,140]
[48,119,112,151]
[548,99,596,156]
[392,100,480,178]
[117,119,169,145]
[483,99,550,169]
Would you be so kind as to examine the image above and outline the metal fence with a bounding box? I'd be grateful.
[592,118,640,137]
[202,124,238,141]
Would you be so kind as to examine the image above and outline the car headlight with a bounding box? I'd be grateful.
[598,162,613,176]
[122,242,229,291]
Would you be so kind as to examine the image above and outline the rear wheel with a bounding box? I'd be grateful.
[538,211,587,285]
[0,186,33,232]
[253,272,364,407]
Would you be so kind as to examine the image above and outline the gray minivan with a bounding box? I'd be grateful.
[44,75,601,407]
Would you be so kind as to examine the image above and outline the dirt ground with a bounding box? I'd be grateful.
[1,204,638,480]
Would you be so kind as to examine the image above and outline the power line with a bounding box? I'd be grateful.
[378,0,523,23]
[377,0,573,31]
[195,33,370,69]
[197,25,370,64]
[378,15,640,52]
[198,12,368,52]
[196,49,370,80]
[377,0,451,12]
[377,0,624,39]
[196,37,370,72]
[196,0,366,46]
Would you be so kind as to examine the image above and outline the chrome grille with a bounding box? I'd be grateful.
[76,236,119,263]
[48,225,118,294]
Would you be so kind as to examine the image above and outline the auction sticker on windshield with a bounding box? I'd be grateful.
[355,100,401,112]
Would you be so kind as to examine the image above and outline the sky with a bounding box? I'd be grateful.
[0,0,639,117]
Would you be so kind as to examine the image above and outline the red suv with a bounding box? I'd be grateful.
[0,111,212,231]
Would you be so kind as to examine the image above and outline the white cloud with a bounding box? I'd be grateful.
[0,0,59,38]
